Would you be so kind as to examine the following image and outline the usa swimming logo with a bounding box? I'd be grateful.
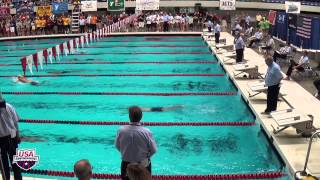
[13,149,40,171]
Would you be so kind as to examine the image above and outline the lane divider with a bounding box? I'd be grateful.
[21,169,286,179]
[0,61,217,66]
[96,40,202,42]
[0,74,225,78]
[20,119,255,126]
[74,52,211,55]
[0,52,212,58]
[2,92,237,96]
[86,45,207,48]
[0,46,206,51]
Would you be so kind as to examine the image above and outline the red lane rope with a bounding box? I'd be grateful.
[20,119,254,126]
[22,169,286,179]
[98,40,202,42]
[2,92,237,96]
[87,45,206,48]
[0,74,225,78]
[0,61,217,66]
[75,52,211,55]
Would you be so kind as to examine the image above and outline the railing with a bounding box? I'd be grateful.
[295,130,320,179]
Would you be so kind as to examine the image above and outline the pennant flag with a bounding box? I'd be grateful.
[52,46,57,60]
[26,55,33,74]
[59,44,64,56]
[20,57,27,75]
[268,10,277,26]
[37,51,44,69]
[32,53,38,72]
[47,48,53,64]
[297,16,312,39]
[69,40,74,54]
[81,36,85,47]
[63,42,69,56]
[55,45,61,61]
[43,49,48,65]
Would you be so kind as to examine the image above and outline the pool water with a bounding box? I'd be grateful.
[0,36,288,178]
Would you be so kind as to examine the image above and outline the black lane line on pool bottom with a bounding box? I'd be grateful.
[0,74,225,78]
[2,92,237,96]
[0,61,217,66]
[20,119,255,126]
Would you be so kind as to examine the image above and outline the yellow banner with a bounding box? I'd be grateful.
[37,6,52,17]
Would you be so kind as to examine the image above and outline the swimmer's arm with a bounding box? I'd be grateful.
[161,105,183,111]
[141,107,151,112]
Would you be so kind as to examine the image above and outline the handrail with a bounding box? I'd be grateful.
[0,149,7,180]
[302,130,320,174]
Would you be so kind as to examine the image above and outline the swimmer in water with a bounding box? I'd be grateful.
[141,105,183,112]
[20,135,46,142]
[16,75,39,85]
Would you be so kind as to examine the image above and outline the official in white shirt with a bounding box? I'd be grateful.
[214,22,221,44]
[248,29,263,47]
[0,94,22,180]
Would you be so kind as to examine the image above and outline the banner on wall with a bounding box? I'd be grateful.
[16,2,34,14]
[81,0,98,12]
[108,0,125,11]
[268,10,277,25]
[285,1,301,14]
[136,0,159,11]
[37,6,52,17]
[52,2,68,14]
[219,0,235,10]
[288,14,297,30]
[0,7,10,17]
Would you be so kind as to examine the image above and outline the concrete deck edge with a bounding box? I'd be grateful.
[202,36,297,178]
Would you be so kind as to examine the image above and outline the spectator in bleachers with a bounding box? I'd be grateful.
[247,29,263,47]
[207,20,213,32]
[127,163,152,180]
[115,106,157,180]
[273,42,292,62]
[74,159,92,180]
[256,13,262,28]
[284,51,310,80]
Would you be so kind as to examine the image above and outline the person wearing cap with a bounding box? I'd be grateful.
[74,159,92,180]
[16,75,39,85]
[0,94,22,180]
[115,106,157,180]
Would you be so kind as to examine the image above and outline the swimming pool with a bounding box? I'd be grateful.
[0,36,288,179]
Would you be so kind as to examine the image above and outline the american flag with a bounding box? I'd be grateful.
[296,16,312,39]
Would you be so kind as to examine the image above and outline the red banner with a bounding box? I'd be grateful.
[268,10,277,26]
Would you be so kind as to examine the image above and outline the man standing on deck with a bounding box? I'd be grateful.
[0,94,22,180]
[115,106,157,180]
[214,22,221,44]
[234,32,245,63]
[262,56,283,114]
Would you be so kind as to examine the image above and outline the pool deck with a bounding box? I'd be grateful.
[203,32,320,178]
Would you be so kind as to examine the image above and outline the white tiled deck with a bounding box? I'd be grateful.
[204,32,320,178]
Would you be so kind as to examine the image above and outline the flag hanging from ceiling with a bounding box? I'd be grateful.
[297,16,312,39]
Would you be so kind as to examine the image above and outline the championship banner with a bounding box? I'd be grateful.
[285,1,301,14]
[108,0,125,11]
[81,0,98,12]
[16,2,34,15]
[37,6,52,17]
[0,7,10,17]
[52,2,68,14]
[268,10,277,26]
[219,0,235,10]
[136,0,159,10]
